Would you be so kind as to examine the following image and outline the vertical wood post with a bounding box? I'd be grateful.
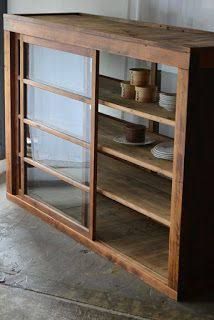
[89,50,99,240]
[4,30,12,191]
[169,49,214,299]
[19,36,26,195]
[149,62,159,133]
[4,30,19,195]
[168,67,189,291]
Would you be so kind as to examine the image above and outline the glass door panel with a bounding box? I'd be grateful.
[26,166,89,228]
[25,125,90,186]
[19,35,99,239]
[27,44,92,97]
[26,86,91,143]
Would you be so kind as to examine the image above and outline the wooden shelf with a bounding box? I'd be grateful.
[98,114,173,179]
[97,154,172,227]
[97,195,169,279]
[25,147,171,226]
[99,76,175,127]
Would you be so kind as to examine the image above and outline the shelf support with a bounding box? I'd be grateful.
[149,62,159,134]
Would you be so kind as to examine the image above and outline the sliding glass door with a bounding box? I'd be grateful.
[18,35,99,239]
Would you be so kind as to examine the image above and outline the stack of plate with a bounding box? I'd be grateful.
[159,92,176,111]
[151,141,174,161]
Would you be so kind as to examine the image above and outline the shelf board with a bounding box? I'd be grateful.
[98,154,172,227]
[99,76,175,127]
[98,114,173,179]
[97,195,169,279]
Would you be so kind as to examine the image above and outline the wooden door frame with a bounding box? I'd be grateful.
[5,32,99,240]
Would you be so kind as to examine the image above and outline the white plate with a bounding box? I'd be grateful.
[159,95,176,100]
[159,96,176,101]
[159,100,176,105]
[113,135,156,146]
[152,152,173,157]
[152,141,174,153]
[159,99,176,105]
[152,154,173,159]
[160,93,176,98]
[151,150,173,161]
[152,150,173,156]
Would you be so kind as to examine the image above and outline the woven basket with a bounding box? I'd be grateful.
[130,68,150,86]
[120,81,135,99]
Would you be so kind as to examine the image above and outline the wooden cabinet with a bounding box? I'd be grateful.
[4,13,214,300]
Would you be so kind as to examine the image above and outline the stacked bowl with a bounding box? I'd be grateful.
[159,92,176,111]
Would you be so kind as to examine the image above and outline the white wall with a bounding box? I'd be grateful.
[139,0,214,31]
[7,0,129,18]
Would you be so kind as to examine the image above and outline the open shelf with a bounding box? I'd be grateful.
[98,114,173,179]
[97,154,172,227]
[25,148,171,227]
[96,195,169,279]
[99,76,175,127]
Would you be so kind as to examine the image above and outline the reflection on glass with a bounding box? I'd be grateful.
[26,125,90,186]
[27,86,91,142]
[28,44,92,97]
[27,166,89,227]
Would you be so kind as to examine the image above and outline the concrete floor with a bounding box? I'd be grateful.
[0,171,214,319]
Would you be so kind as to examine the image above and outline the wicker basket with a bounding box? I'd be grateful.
[120,81,135,99]
[129,68,150,86]
[135,85,158,103]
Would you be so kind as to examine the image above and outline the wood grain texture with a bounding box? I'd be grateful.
[168,68,189,291]
[3,14,191,68]
[98,154,172,227]
[5,13,214,52]
[96,195,169,278]
[4,31,12,193]
[4,32,20,195]
[99,76,175,127]
[22,34,93,57]
[98,114,173,178]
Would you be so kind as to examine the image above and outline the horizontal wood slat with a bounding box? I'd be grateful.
[23,118,90,149]
[23,79,91,105]
[22,34,93,57]
[24,157,90,193]
[18,193,90,237]
[96,195,169,279]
